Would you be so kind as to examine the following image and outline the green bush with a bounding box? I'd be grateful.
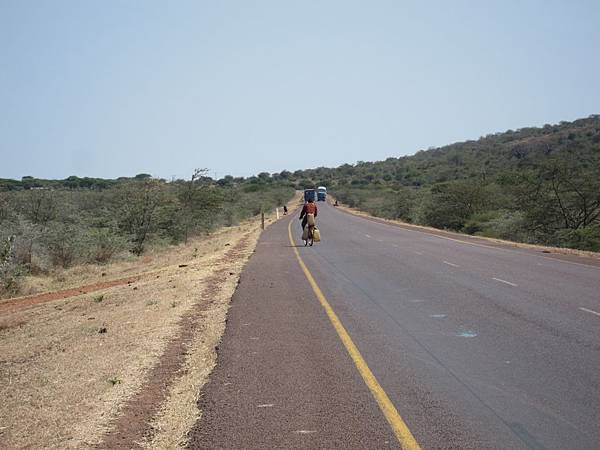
[482,211,530,242]
[43,223,83,268]
[86,228,127,264]
[0,234,31,296]
[555,227,600,252]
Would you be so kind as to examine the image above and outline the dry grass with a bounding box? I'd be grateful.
[142,192,302,450]
[0,196,301,450]
[10,226,245,301]
[143,254,243,449]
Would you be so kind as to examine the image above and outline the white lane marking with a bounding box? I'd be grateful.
[257,404,274,408]
[493,277,518,287]
[443,260,460,267]
[365,234,372,238]
[427,234,600,270]
[430,314,447,318]
[294,430,317,434]
[376,239,383,242]
[457,330,477,338]
[413,251,423,255]
[339,208,600,270]
[579,307,600,317]
[431,232,600,270]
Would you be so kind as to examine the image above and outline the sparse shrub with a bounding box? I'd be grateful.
[222,209,238,227]
[0,193,12,222]
[86,228,126,264]
[0,235,25,296]
[18,189,57,225]
[481,211,530,242]
[0,217,43,271]
[116,180,164,255]
[93,294,104,303]
[108,376,122,385]
[43,223,83,268]
[555,227,600,252]
[462,212,499,235]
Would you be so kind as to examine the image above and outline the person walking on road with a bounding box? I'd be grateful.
[283,205,288,215]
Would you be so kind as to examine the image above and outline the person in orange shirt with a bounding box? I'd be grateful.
[299,197,318,231]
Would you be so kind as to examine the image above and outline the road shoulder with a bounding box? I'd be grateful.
[188,215,400,449]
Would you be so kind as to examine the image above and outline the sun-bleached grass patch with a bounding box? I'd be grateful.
[0,196,302,450]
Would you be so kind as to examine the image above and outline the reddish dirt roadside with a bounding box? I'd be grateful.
[99,240,249,449]
[0,274,152,315]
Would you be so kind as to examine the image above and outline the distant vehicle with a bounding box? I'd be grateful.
[303,189,316,202]
[317,186,327,201]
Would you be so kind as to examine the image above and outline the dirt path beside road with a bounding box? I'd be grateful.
[0,194,301,450]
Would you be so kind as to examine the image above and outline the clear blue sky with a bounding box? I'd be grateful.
[1,1,599,180]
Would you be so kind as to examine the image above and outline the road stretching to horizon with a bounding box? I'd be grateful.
[189,202,600,449]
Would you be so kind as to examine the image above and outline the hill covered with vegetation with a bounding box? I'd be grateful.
[288,115,600,251]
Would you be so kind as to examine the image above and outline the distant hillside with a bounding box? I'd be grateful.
[288,115,600,188]
[288,115,600,251]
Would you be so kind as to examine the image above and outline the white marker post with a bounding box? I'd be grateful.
[276,208,280,220]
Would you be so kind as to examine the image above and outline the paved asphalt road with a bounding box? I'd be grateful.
[189,202,600,449]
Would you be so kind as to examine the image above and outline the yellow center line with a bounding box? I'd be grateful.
[287,220,421,450]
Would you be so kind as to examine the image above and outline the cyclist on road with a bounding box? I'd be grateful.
[299,197,318,231]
